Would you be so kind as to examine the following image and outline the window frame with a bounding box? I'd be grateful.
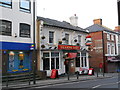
[19,23,31,38]
[65,33,69,44]
[0,0,12,8]
[19,0,31,13]
[49,31,54,44]
[0,20,12,36]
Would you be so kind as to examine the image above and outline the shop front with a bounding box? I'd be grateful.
[58,45,80,75]
[107,56,120,72]
[1,41,34,75]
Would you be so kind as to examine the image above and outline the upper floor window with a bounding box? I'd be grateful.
[107,44,110,54]
[65,33,69,44]
[20,23,30,38]
[0,0,12,8]
[111,35,114,41]
[107,33,110,40]
[78,35,81,45]
[0,20,12,36]
[49,31,54,43]
[20,0,31,13]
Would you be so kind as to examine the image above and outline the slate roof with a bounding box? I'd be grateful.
[86,24,118,34]
[37,16,88,33]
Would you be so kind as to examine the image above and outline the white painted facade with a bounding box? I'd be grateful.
[38,22,89,76]
[0,0,36,44]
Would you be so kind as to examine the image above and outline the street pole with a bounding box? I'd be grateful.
[33,0,36,84]
[102,31,105,77]
[118,0,120,25]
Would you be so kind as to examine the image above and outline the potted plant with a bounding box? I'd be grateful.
[41,36,45,39]
[58,41,62,44]
[41,45,45,48]
[76,43,80,46]
[74,39,77,42]
[62,37,66,41]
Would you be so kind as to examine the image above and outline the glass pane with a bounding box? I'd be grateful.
[20,23,30,38]
[51,52,59,57]
[20,0,30,9]
[84,57,87,67]
[49,31,54,43]
[81,57,84,67]
[51,58,55,69]
[43,53,49,57]
[0,20,11,36]
[56,58,59,69]
[43,58,50,70]
[0,0,11,8]
[76,57,80,67]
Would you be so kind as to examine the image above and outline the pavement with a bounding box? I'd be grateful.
[2,73,119,90]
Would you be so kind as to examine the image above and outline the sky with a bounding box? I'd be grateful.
[37,0,118,30]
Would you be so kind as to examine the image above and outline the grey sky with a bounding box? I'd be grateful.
[37,0,118,30]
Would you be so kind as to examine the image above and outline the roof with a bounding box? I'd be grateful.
[86,24,118,34]
[37,16,88,33]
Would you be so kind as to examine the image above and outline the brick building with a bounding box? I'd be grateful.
[86,19,119,73]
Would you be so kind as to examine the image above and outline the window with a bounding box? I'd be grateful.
[65,33,69,44]
[43,52,59,70]
[107,44,110,54]
[81,51,87,67]
[49,31,54,43]
[0,0,12,8]
[20,0,31,13]
[111,45,115,55]
[76,53,80,67]
[78,35,81,45]
[20,23,30,38]
[111,35,114,41]
[107,33,110,40]
[0,20,12,36]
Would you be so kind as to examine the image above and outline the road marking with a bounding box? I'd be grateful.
[92,81,119,88]
[35,82,80,88]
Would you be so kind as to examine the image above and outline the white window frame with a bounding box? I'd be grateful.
[107,33,110,40]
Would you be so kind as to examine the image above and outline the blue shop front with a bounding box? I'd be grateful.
[0,41,34,75]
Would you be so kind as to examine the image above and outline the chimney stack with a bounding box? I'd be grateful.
[114,26,120,32]
[69,14,78,26]
[93,18,102,25]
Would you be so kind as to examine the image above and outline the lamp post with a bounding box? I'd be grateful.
[33,0,36,84]
[118,0,120,25]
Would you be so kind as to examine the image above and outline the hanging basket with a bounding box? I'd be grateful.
[41,45,45,48]
[62,37,66,41]
[76,43,80,46]
[74,39,77,42]
[58,41,62,44]
[41,36,45,39]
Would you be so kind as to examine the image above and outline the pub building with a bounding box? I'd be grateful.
[37,16,90,76]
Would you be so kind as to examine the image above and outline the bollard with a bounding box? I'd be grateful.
[28,72,31,85]
[6,73,8,87]
[67,72,70,80]
[76,71,79,79]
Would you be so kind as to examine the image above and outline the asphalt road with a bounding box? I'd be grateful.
[29,76,120,89]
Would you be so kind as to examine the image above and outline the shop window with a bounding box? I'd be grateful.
[43,58,50,70]
[76,53,80,67]
[81,51,87,67]
[0,20,12,36]
[0,0,12,8]
[18,52,24,69]
[20,0,31,13]
[49,31,54,43]
[81,57,84,67]
[9,51,15,70]
[20,23,30,38]
[43,52,59,70]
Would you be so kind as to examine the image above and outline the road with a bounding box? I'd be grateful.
[28,76,119,89]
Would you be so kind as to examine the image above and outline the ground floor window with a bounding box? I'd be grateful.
[8,51,31,73]
[43,52,60,70]
[81,51,87,67]
[76,53,80,67]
